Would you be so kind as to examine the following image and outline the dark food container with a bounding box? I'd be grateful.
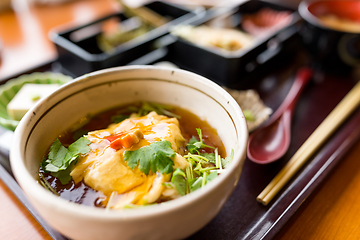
[50,1,203,77]
[298,0,360,75]
[164,0,301,88]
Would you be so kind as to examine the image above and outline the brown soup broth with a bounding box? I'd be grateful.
[40,102,226,207]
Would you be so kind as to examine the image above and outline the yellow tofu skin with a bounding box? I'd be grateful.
[70,111,188,209]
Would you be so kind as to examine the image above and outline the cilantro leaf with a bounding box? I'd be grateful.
[45,163,60,172]
[124,140,175,175]
[68,137,92,155]
[47,139,68,168]
[186,136,199,154]
[41,137,91,184]
[52,167,73,185]
[171,168,186,196]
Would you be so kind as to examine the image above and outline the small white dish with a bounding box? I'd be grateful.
[0,72,72,130]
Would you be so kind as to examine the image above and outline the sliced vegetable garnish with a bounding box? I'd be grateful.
[106,129,144,150]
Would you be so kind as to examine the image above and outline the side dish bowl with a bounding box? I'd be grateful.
[299,0,360,73]
[0,72,72,131]
[10,66,248,240]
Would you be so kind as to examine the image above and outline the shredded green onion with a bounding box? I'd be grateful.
[106,191,116,211]
[39,173,59,196]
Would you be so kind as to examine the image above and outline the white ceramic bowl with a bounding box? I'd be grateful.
[10,66,248,240]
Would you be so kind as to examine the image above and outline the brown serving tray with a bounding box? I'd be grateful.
[1,45,360,240]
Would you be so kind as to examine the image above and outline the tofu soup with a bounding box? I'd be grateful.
[39,102,231,210]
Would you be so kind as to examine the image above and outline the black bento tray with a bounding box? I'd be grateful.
[50,1,204,77]
[163,0,302,88]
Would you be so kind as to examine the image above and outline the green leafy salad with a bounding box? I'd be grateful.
[39,102,233,209]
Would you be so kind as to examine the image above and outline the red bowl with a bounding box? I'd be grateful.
[299,0,360,73]
[310,1,360,21]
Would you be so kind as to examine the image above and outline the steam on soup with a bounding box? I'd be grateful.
[39,102,233,209]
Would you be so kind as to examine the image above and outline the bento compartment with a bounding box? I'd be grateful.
[51,1,203,77]
[168,0,300,88]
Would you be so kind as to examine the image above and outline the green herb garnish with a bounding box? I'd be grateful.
[72,129,89,141]
[111,114,130,123]
[124,140,176,175]
[182,127,235,193]
[39,172,59,196]
[40,137,91,184]
[186,128,215,154]
[171,168,186,196]
[31,93,41,101]
[137,102,181,119]
[110,102,180,124]
[183,152,220,193]
[221,149,234,169]
[106,191,116,211]
[188,170,218,192]
[207,171,218,182]
[189,177,203,192]
[200,152,216,164]
[243,109,255,122]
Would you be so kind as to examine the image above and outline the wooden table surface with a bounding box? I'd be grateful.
[1,0,360,239]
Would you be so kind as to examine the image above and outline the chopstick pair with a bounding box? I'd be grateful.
[257,79,360,206]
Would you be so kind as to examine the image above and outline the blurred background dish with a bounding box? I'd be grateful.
[0,0,12,12]
[298,0,360,74]
[0,72,72,131]
[241,7,293,37]
[50,1,204,77]
[0,37,2,64]
[165,0,300,88]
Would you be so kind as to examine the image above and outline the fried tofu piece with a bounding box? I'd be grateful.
[70,112,188,209]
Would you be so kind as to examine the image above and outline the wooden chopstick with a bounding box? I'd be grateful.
[257,80,360,206]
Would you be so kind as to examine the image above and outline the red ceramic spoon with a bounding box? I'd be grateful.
[247,67,313,164]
